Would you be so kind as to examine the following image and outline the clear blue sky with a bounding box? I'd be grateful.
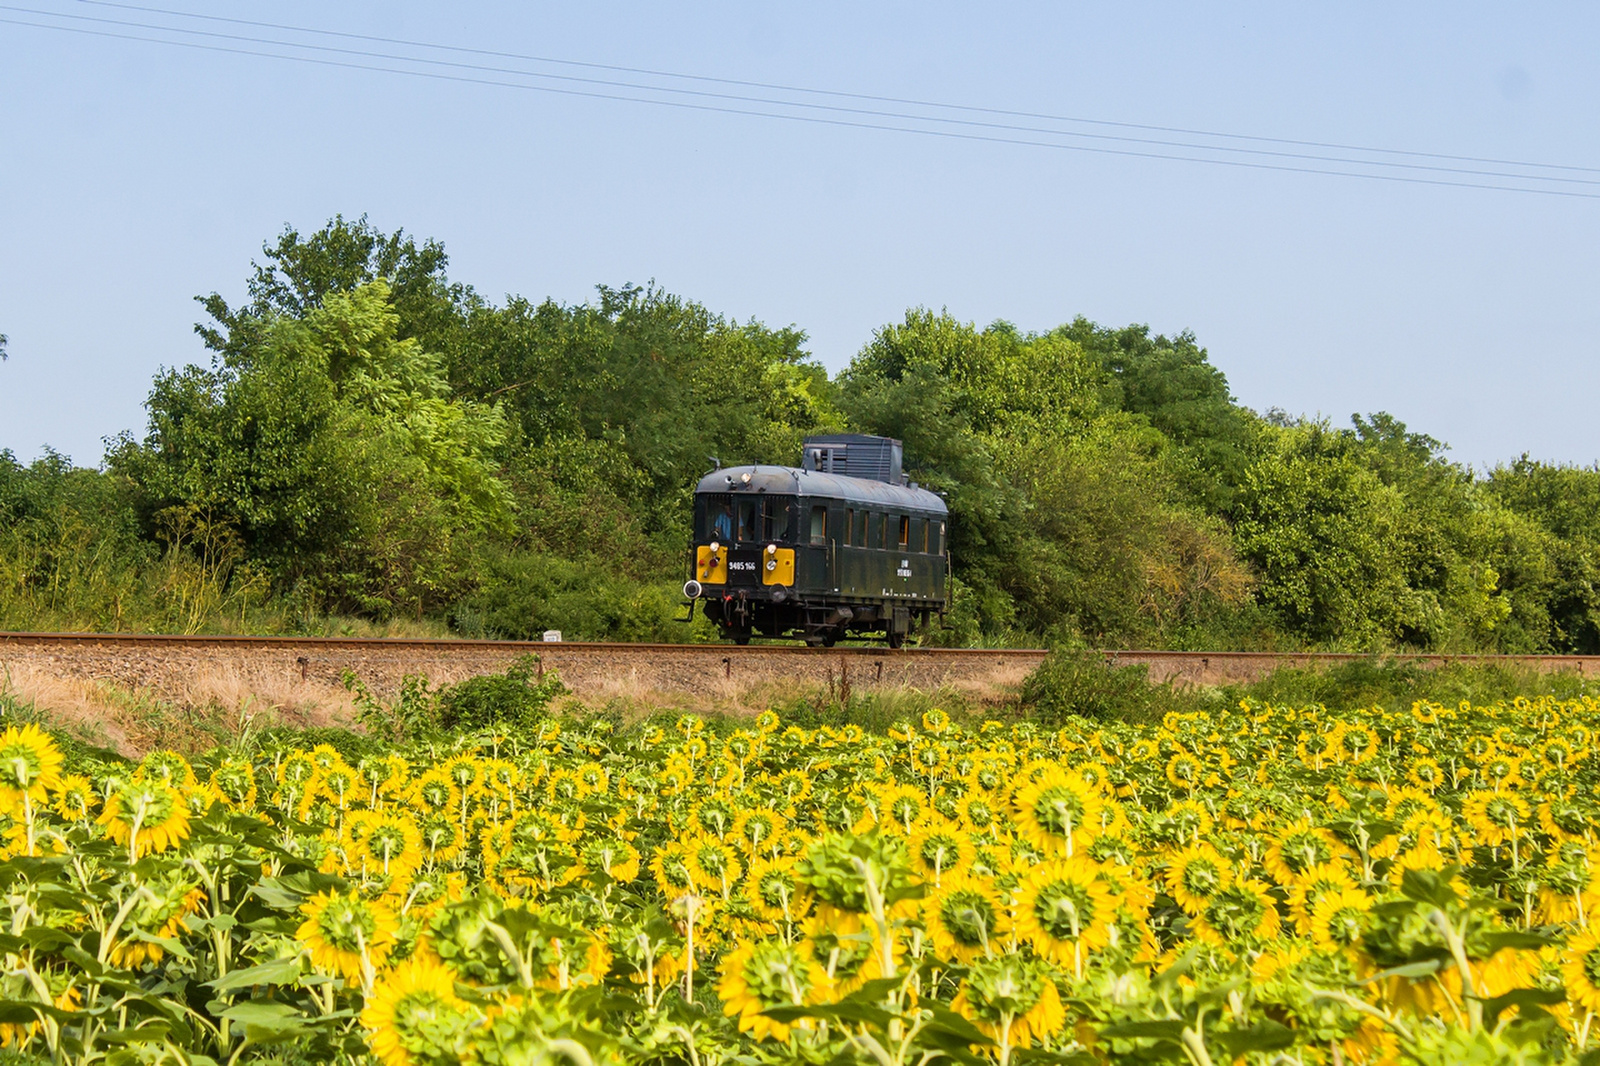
[2,2,1596,468]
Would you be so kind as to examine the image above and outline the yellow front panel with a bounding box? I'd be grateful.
[762,547,795,586]
[696,545,727,585]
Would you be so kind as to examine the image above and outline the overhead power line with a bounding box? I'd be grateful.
[12,2,1600,190]
[2,3,1596,199]
[70,0,1600,179]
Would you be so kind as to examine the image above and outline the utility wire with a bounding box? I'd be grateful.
[10,3,1600,188]
[4,8,1597,199]
[73,0,1600,178]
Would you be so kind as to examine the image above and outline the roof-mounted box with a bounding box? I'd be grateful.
[801,434,906,485]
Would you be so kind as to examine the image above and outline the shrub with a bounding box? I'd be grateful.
[1019,648,1174,724]
[434,656,566,733]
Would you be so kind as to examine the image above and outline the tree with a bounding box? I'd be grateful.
[1484,458,1600,652]
[115,280,512,616]
[1230,415,1539,651]
[195,214,475,370]
[840,309,1251,643]
[1060,318,1257,510]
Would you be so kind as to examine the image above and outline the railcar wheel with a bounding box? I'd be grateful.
[733,632,751,646]
[887,629,905,649]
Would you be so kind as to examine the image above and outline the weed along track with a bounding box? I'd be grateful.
[4,633,1600,715]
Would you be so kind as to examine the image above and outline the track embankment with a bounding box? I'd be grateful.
[0,634,1048,713]
[3,633,1600,710]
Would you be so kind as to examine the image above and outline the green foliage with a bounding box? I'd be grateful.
[1219,656,1596,713]
[1019,649,1171,724]
[115,279,511,617]
[345,658,566,739]
[839,310,1251,645]
[1485,457,1600,653]
[452,549,704,642]
[1018,652,1600,727]
[435,656,566,734]
[1062,318,1256,511]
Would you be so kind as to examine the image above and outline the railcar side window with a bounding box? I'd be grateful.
[736,499,757,542]
[938,521,946,555]
[844,508,854,546]
[856,509,867,546]
[809,506,827,545]
[898,515,910,548]
[878,513,888,550]
[913,518,927,553]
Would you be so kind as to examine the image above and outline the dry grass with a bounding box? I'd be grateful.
[0,660,359,758]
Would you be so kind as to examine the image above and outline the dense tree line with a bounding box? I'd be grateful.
[3,216,1599,651]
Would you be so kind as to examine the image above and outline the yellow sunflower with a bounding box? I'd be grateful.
[1164,845,1233,916]
[1013,856,1115,971]
[1461,789,1531,846]
[957,791,1003,834]
[0,724,63,811]
[907,818,976,886]
[717,940,822,1042]
[1164,751,1202,791]
[924,874,1009,964]
[1563,928,1600,1012]
[744,857,811,924]
[1262,820,1349,883]
[950,954,1066,1051]
[361,955,469,1066]
[208,758,258,811]
[107,869,206,968]
[801,909,894,998]
[1190,879,1281,947]
[1286,862,1355,930]
[1012,767,1103,857]
[731,808,786,854]
[650,840,697,898]
[97,779,191,858]
[52,773,96,821]
[1308,886,1371,952]
[685,834,742,898]
[1406,756,1445,791]
[297,890,398,986]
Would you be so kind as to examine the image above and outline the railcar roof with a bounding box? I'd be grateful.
[695,465,947,514]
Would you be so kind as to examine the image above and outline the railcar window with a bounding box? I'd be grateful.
[856,509,867,546]
[736,500,757,542]
[706,497,733,541]
[914,518,927,553]
[844,509,854,546]
[761,498,791,542]
[809,506,827,546]
[898,515,910,548]
[938,521,946,555]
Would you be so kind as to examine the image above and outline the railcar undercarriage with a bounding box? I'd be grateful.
[694,592,929,648]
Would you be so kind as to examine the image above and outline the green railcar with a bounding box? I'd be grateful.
[683,435,949,646]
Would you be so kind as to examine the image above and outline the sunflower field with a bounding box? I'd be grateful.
[0,695,1596,1066]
